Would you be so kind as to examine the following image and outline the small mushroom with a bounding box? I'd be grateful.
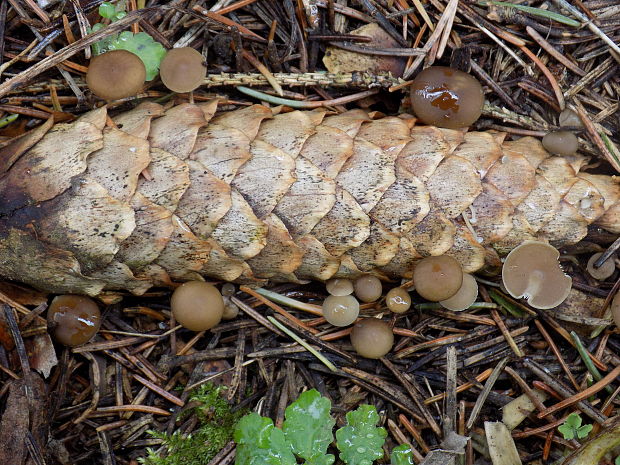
[171,281,224,331]
[86,50,146,100]
[439,273,478,311]
[354,275,382,302]
[326,278,354,296]
[47,295,101,347]
[558,108,583,129]
[350,318,394,359]
[160,47,207,93]
[221,282,236,297]
[413,255,463,301]
[410,66,484,129]
[502,241,572,309]
[385,287,411,314]
[222,297,240,320]
[586,252,616,280]
[542,131,579,156]
[611,292,620,328]
[322,295,360,326]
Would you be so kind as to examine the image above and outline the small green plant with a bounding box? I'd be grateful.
[139,383,244,465]
[91,1,165,80]
[615,455,620,465]
[233,389,414,465]
[558,413,593,440]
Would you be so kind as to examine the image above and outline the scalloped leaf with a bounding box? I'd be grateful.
[336,405,387,465]
[103,31,166,80]
[283,389,335,465]
[234,413,297,465]
[390,444,415,465]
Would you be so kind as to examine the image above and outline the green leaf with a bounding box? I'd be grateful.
[336,404,387,465]
[558,422,576,440]
[102,31,166,80]
[283,389,335,465]
[390,444,415,465]
[99,2,117,19]
[566,413,582,428]
[478,1,581,27]
[615,455,620,465]
[577,424,593,439]
[234,413,296,465]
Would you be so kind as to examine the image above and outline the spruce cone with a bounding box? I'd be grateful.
[0,101,618,296]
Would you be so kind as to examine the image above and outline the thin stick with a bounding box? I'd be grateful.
[240,286,319,333]
[236,86,379,108]
[537,365,620,419]
[267,316,337,372]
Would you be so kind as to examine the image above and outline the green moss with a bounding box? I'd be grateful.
[139,384,244,465]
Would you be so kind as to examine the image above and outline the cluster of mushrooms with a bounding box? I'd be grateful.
[44,243,617,357]
[86,47,206,100]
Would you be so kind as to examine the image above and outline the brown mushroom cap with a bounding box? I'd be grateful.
[410,66,484,129]
[586,252,616,280]
[612,292,620,328]
[502,241,572,309]
[47,295,101,347]
[558,109,583,129]
[542,131,579,156]
[160,47,207,93]
[86,50,146,100]
[354,275,383,302]
[386,287,411,314]
[221,283,236,297]
[171,281,224,331]
[413,255,463,301]
[322,295,360,326]
[350,318,394,359]
[326,278,354,296]
[439,273,478,311]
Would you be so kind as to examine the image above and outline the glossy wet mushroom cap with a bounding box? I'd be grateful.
[502,241,572,309]
[354,275,382,302]
[586,252,616,280]
[171,281,224,331]
[47,295,101,347]
[326,278,354,296]
[410,66,484,129]
[86,50,146,100]
[439,273,478,311]
[350,318,394,359]
[413,255,463,301]
[386,287,411,314]
[542,131,579,156]
[160,47,207,93]
[322,295,360,326]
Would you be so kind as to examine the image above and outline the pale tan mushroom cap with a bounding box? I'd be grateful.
[502,241,572,309]
[586,252,616,280]
[322,295,360,326]
[326,278,354,296]
[160,47,206,93]
[386,287,412,313]
[171,281,224,331]
[354,275,382,302]
[440,273,478,311]
[350,318,394,359]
